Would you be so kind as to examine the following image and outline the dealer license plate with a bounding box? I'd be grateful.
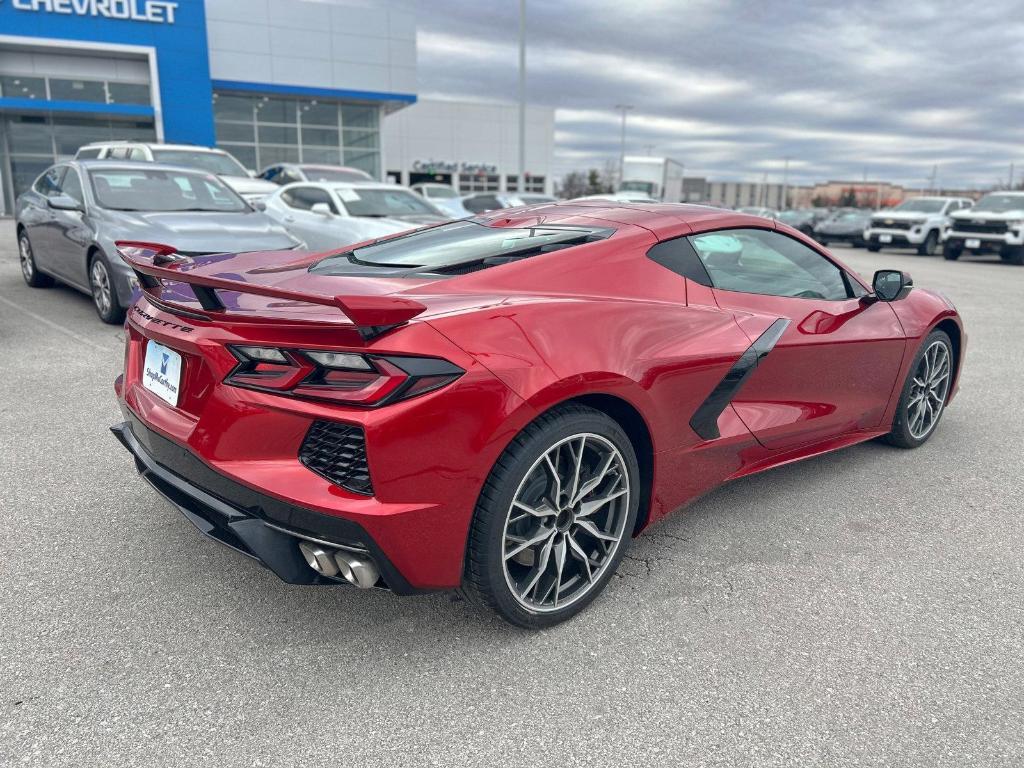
[143,340,182,406]
[965,238,981,249]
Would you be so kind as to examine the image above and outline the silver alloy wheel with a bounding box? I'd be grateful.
[502,432,631,613]
[907,340,951,439]
[90,259,112,316]
[19,236,34,281]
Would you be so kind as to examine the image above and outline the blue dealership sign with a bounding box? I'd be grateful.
[0,0,215,145]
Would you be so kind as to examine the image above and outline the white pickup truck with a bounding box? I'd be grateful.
[943,191,1024,265]
[863,196,973,255]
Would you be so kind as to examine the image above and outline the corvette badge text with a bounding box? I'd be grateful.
[11,0,178,24]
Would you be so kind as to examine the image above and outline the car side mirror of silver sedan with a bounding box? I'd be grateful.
[48,194,83,212]
[311,203,334,217]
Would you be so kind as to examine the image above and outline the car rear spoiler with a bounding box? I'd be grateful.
[115,241,426,341]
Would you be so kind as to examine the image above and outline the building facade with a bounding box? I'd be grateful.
[0,0,417,213]
[382,98,555,195]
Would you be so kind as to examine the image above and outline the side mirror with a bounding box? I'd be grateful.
[311,202,333,217]
[872,269,913,302]
[250,200,267,212]
[48,194,82,212]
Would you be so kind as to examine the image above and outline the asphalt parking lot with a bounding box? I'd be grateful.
[1,218,1021,767]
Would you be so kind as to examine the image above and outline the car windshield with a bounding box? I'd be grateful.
[335,187,441,217]
[892,199,945,213]
[89,168,248,212]
[301,167,371,183]
[150,149,248,176]
[778,210,808,222]
[836,212,867,221]
[423,186,458,199]
[972,194,1024,213]
[311,220,614,271]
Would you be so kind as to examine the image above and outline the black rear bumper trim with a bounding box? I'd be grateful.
[110,417,424,594]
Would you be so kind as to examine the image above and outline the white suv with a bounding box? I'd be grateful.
[864,196,973,255]
[74,142,277,203]
[943,191,1024,265]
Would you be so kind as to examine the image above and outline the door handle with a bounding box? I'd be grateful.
[283,216,295,223]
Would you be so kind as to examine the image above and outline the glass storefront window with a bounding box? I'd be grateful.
[256,97,297,124]
[0,76,46,100]
[300,100,338,126]
[214,94,255,121]
[212,91,381,177]
[48,78,107,103]
[107,82,151,105]
[1,115,155,212]
[341,105,378,130]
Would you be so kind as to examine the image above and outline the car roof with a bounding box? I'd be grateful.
[81,141,226,153]
[292,180,411,192]
[73,159,225,174]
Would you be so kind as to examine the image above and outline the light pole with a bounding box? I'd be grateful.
[781,156,790,210]
[615,104,633,188]
[517,0,526,192]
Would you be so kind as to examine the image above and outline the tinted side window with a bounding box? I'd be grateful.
[34,166,66,198]
[76,147,102,159]
[61,168,84,204]
[689,228,850,301]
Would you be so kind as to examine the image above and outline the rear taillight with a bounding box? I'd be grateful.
[225,346,463,406]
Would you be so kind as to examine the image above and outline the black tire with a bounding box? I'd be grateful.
[867,243,882,252]
[88,251,126,324]
[917,230,939,256]
[18,229,55,288]
[1001,246,1024,265]
[883,330,954,449]
[464,404,640,628]
[943,242,962,261]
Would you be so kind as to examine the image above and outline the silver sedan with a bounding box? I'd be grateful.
[263,181,449,251]
[15,160,302,323]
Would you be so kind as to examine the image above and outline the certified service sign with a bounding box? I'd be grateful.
[11,0,178,24]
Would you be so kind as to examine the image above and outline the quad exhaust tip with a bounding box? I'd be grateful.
[298,541,380,589]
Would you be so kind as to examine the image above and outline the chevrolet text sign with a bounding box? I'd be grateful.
[11,0,178,24]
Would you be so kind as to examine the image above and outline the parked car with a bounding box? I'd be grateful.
[258,163,373,185]
[111,202,963,628]
[943,191,1024,264]
[263,181,448,251]
[572,191,660,204]
[74,142,278,203]
[736,206,778,219]
[864,197,973,255]
[777,208,825,236]
[410,183,471,218]
[461,192,531,214]
[813,210,872,247]
[15,160,301,323]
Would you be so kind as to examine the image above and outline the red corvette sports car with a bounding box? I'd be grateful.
[111,202,964,627]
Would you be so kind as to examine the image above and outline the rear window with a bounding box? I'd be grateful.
[336,187,441,217]
[311,220,614,274]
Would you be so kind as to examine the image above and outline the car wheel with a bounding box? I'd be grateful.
[883,330,953,449]
[464,404,640,628]
[917,230,939,256]
[1001,246,1024,265]
[943,242,962,261]
[18,230,54,288]
[867,243,882,252]
[89,252,126,324]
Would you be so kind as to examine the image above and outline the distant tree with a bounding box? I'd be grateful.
[838,187,858,207]
[560,171,587,199]
[811,195,827,208]
[586,169,605,195]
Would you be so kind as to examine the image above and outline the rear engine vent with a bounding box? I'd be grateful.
[299,421,373,495]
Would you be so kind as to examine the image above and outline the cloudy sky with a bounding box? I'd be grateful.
[405,0,1024,189]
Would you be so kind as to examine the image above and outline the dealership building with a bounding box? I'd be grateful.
[0,0,555,214]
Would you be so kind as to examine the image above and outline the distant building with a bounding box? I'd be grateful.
[805,181,906,208]
[705,181,788,209]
